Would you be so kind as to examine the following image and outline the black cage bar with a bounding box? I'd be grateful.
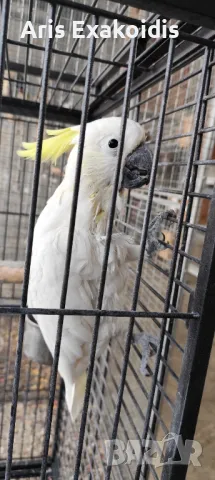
[0,1,215,479]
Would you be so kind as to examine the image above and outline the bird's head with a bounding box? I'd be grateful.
[17,117,152,198]
[75,117,152,192]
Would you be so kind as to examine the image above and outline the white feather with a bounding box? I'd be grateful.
[28,117,145,421]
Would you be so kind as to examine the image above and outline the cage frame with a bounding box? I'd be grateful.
[0,0,215,479]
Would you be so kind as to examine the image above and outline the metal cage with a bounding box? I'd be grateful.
[0,1,215,479]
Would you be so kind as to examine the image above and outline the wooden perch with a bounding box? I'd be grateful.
[0,261,24,283]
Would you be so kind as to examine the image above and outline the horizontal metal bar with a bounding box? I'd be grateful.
[0,390,56,403]
[200,125,215,133]
[7,38,126,69]
[180,30,215,48]
[148,258,169,278]
[194,159,215,165]
[91,24,206,111]
[0,115,61,126]
[1,97,81,123]
[3,75,102,99]
[174,278,193,294]
[0,211,39,217]
[42,0,143,26]
[42,0,215,42]
[160,239,201,264]
[0,458,52,479]
[131,77,214,124]
[0,469,41,479]
[141,100,196,126]
[0,459,48,471]
[185,222,206,232]
[145,214,206,234]
[153,186,212,199]
[129,67,202,112]
[158,159,215,167]
[147,132,192,143]
[92,28,214,119]
[109,0,215,31]
[0,305,199,319]
[189,191,212,199]
[158,161,187,167]
[7,60,85,85]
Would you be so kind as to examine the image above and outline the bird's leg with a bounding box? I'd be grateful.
[146,209,176,258]
[132,332,159,376]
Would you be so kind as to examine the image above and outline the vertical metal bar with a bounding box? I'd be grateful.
[39,16,97,480]
[0,0,12,97]
[49,0,98,105]
[105,38,175,480]
[20,361,32,457]
[1,120,16,259]
[161,183,215,480]
[73,35,138,480]
[123,93,141,234]
[89,350,111,469]
[36,5,63,103]
[51,379,64,462]
[5,47,12,98]
[30,364,43,458]
[58,3,127,109]
[23,0,34,100]
[0,0,10,108]
[15,123,30,261]
[4,4,55,479]
[0,316,13,452]
[136,46,211,480]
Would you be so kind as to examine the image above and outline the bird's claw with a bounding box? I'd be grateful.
[132,332,159,376]
[146,209,176,257]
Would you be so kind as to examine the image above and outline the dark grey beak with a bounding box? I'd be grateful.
[121,143,153,189]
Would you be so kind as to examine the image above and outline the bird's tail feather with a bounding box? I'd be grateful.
[68,371,87,422]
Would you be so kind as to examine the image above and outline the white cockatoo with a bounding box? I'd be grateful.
[18,117,175,421]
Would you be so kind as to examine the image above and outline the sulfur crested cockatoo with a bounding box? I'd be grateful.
[18,117,175,422]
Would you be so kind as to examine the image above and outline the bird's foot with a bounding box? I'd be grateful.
[146,209,177,258]
[132,332,159,376]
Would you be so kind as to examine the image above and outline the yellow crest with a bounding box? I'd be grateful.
[17,126,79,164]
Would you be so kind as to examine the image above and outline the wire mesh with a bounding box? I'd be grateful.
[0,1,215,480]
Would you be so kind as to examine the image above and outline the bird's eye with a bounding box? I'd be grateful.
[108,138,118,149]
